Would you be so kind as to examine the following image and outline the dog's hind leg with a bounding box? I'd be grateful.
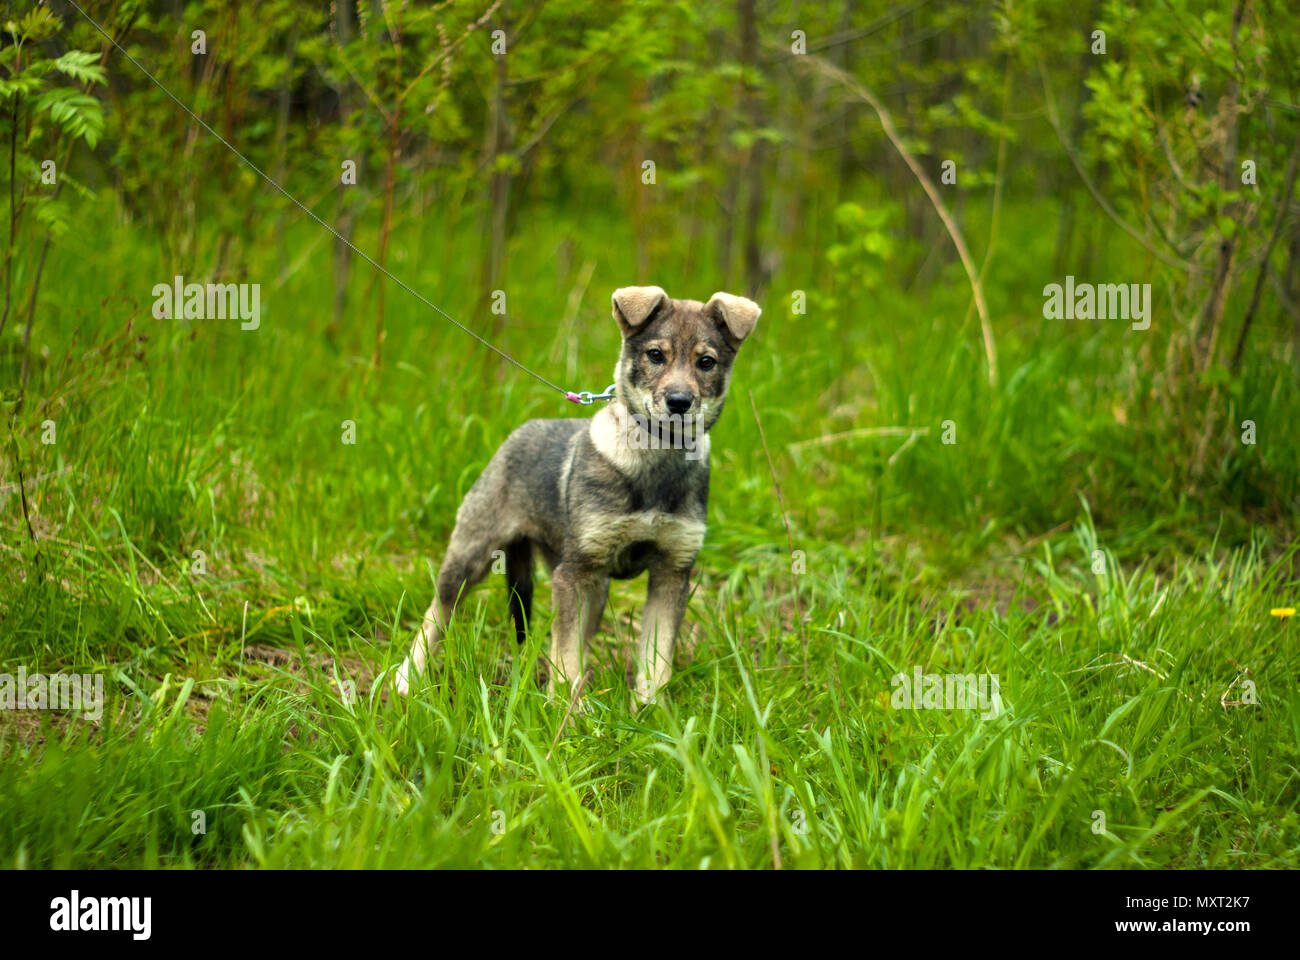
[505,539,533,645]
[395,523,500,695]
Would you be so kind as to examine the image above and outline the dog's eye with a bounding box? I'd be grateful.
[647,349,666,364]
[697,356,716,371]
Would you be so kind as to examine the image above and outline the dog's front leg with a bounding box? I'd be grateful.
[634,564,690,706]
[394,602,440,695]
[548,562,607,702]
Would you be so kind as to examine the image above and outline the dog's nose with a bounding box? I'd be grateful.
[665,392,694,415]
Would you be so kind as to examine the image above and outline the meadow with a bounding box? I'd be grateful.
[1,0,1298,870]
[1,190,1296,868]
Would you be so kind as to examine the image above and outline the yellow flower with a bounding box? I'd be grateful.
[1270,608,1296,619]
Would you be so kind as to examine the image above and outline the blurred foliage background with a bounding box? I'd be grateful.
[1,0,1298,585]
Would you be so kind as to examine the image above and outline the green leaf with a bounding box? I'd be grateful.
[33,88,105,149]
[53,50,108,88]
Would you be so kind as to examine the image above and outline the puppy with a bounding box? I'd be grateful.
[394,286,760,705]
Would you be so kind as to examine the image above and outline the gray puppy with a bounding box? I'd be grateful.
[394,286,760,705]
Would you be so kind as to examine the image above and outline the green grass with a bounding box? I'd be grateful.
[1,193,1298,868]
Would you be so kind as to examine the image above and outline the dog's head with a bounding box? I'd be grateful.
[610,286,760,435]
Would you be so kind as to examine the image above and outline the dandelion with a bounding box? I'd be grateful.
[1270,608,1295,619]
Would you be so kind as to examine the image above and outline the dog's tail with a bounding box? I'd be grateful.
[505,539,533,645]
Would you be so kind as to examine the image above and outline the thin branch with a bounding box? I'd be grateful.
[545,671,586,762]
[399,0,502,102]
[963,55,1012,334]
[797,54,999,386]
[788,425,929,452]
[750,391,808,685]
[1038,58,1206,274]
[0,93,17,339]
[1231,125,1300,371]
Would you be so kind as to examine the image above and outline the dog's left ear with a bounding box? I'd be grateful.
[612,285,668,338]
[706,292,761,348]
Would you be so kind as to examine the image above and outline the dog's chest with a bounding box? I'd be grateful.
[576,510,706,577]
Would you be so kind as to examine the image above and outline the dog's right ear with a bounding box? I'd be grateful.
[612,286,668,338]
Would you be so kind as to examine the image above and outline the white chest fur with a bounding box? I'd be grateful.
[588,403,711,472]
[574,510,706,569]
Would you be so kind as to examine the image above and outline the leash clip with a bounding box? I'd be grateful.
[566,383,617,405]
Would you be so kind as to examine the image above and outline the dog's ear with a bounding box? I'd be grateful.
[612,286,668,337]
[705,292,761,348]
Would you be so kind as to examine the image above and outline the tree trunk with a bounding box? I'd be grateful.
[330,0,358,344]
[483,18,512,335]
[738,0,766,297]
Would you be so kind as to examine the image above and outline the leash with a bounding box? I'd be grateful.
[565,384,617,405]
[66,0,616,407]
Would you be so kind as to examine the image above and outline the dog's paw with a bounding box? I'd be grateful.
[393,659,411,697]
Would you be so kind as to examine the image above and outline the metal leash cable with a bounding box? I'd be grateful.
[66,0,611,404]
